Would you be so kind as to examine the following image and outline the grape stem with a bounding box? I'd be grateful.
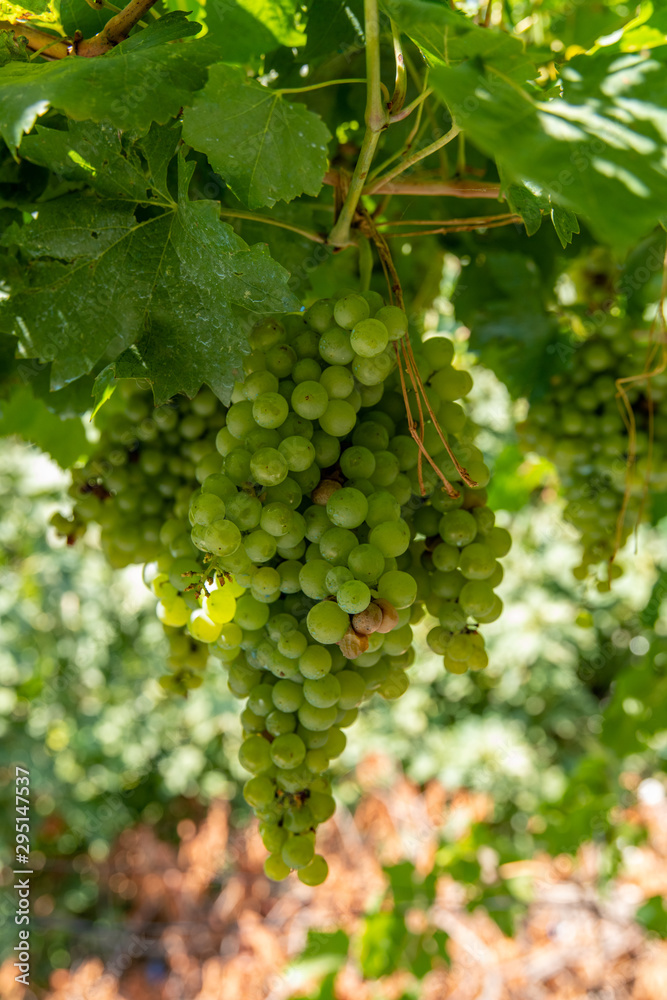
[324,171,502,199]
[364,125,461,194]
[218,208,327,244]
[388,19,407,115]
[361,208,477,495]
[328,0,388,247]
[0,21,69,59]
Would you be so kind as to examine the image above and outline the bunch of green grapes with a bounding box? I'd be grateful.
[53,383,229,691]
[169,291,508,883]
[517,321,667,583]
[56,286,509,883]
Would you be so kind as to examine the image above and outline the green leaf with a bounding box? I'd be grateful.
[20,121,149,201]
[182,64,331,209]
[0,29,29,67]
[204,0,302,64]
[303,0,364,62]
[92,348,148,416]
[1,153,299,402]
[433,53,667,248]
[382,0,536,83]
[0,13,209,152]
[636,896,667,936]
[501,178,547,237]
[59,0,113,38]
[551,204,580,247]
[359,911,407,979]
[0,381,89,466]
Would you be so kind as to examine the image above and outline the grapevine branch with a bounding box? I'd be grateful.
[0,20,69,59]
[2,0,160,60]
[328,0,387,247]
[76,0,160,55]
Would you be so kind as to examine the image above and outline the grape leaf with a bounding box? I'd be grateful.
[0,381,89,466]
[182,64,331,209]
[302,0,364,62]
[0,13,210,152]
[59,0,113,38]
[204,0,301,64]
[0,154,300,402]
[551,205,580,248]
[382,0,536,84]
[20,121,149,201]
[439,62,667,247]
[387,1,667,247]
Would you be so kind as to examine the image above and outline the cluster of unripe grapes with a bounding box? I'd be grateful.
[518,321,666,584]
[58,288,509,884]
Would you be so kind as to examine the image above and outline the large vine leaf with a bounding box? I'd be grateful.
[182,63,331,209]
[385,0,667,248]
[0,13,212,152]
[0,154,300,402]
[204,0,303,63]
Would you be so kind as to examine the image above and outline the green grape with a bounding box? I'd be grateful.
[319,527,358,566]
[278,435,316,472]
[319,399,357,437]
[298,701,338,730]
[303,674,341,708]
[458,581,496,618]
[347,543,385,584]
[282,834,315,869]
[340,446,376,480]
[250,447,289,487]
[375,305,408,341]
[299,559,332,600]
[365,490,400,526]
[369,519,410,557]
[265,854,291,881]
[311,430,341,468]
[377,570,417,609]
[334,293,370,330]
[243,776,275,808]
[238,734,272,773]
[351,318,389,357]
[305,298,335,332]
[272,679,305,713]
[293,358,322,383]
[252,392,289,429]
[291,381,329,419]
[326,487,368,529]
[224,492,261,530]
[318,327,355,365]
[320,364,355,399]
[325,565,354,594]
[299,645,332,679]
[459,542,496,580]
[270,733,306,768]
[439,510,477,547]
[336,579,371,614]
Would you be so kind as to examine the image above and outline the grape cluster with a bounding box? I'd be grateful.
[57,288,509,884]
[518,321,667,583]
[55,383,227,689]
